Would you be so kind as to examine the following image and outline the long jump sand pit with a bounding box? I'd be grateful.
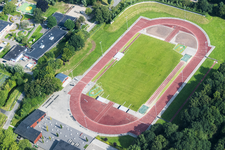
[175,32,197,49]
[146,25,174,39]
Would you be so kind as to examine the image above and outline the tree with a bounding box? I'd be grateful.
[33,8,44,23]
[69,34,85,51]
[81,0,87,7]
[219,4,225,17]
[22,37,28,44]
[78,16,85,23]
[3,2,16,14]
[85,7,92,15]
[20,21,29,29]
[47,16,57,28]
[64,19,75,30]
[16,35,24,43]
[108,0,112,4]
[0,90,8,106]
[36,0,49,12]
[18,139,32,150]
[95,9,104,23]
[61,48,73,62]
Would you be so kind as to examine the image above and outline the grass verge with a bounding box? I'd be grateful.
[0,113,7,128]
[96,135,135,149]
[1,86,23,111]
[27,25,43,44]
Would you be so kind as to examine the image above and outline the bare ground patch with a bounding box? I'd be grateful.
[146,25,174,39]
[175,32,197,49]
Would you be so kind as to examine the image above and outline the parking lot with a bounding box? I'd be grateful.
[0,57,36,74]
[35,116,94,150]
[66,5,95,31]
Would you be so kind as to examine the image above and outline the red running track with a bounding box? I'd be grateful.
[69,17,213,135]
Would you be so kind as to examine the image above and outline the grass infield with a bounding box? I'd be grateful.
[94,34,182,111]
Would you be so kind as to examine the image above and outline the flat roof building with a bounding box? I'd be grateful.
[52,140,80,150]
[0,20,13,39]
[25,27,67,60]
[52,12,76,28]
[3,45,26,62]
[14,109,46,144]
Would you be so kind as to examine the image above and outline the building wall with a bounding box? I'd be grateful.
[34,132,42,144]
[30,113,46,128]
[12,53,24,62]
[0,24,13,39]
[63,77,69,83]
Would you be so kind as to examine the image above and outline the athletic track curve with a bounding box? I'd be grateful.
[68,17,214,135]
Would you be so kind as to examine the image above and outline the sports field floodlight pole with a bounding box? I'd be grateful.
[184,5,186,20]
[125,16,128,30]
[100,41,103,56]
[84,116,87,128]
[182,70,183,83]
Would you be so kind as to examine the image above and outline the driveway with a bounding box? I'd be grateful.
[3,92,25,129]
[66,5,95,32]
[113,0,121,7]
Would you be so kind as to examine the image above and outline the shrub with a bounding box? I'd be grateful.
[85,7,92,15]
[21,14,24,21]
[9,16,14,23]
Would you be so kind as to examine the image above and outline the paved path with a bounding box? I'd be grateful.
[69,17,214,135]
[113,0,121,7]
[3,92,25,129]
[27,24,39,39]
[2,38,18,48]
[86,21,97,32]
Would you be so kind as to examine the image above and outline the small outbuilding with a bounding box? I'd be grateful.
[55,73,71,87]
[55,73,69,83]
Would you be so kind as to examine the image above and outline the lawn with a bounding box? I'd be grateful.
[0,113,7,128]
[1,86,24,111]
[0,72,9,87]
[94,34,181,111]
[43,1,70,17]
[97,135,135,148]
[28,25,43,44]
[0,14,8,21]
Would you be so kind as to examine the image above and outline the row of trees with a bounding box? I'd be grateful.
[0,64,30,107]
[16,52,63,118]
[128,63,225,150]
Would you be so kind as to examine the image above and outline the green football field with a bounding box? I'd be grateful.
[18,3,36,14]
[95,34,182,111]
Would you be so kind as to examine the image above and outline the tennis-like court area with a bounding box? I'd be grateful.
[18,3,36,14]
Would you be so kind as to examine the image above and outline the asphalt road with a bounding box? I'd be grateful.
[3,92,25,129]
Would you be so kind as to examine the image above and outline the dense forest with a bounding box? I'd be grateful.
[128,62,225,150]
